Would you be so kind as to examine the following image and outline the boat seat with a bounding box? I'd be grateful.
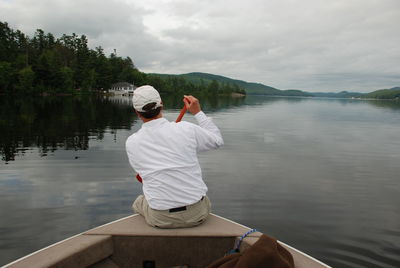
[83,214,263,268]
[85,214,262,239]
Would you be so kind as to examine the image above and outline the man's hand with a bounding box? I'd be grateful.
[183,95,201,115]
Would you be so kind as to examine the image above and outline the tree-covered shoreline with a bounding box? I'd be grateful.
[2,21,398,99]
[362,88,400,100]
[0,21,245,96]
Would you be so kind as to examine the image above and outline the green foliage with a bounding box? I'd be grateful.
[182,72,278,95]
[282,90,313,97]
[1,21,248,97]
[59,66,74,92]
[16,66,35,93]
[151,72,311,96]
[0,21,143,95]
[81,69,97,91]
[0,21,248,97]
[144,74,246,97]
[207,80,219,96]
[364,89,400,100]
[0,61,12,91]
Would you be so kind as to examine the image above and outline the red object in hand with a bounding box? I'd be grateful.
[135,103,188,183]
[136,174,143,183]
[175,105,187,123]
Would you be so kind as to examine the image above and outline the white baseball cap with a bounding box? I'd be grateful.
[132,85,163,112]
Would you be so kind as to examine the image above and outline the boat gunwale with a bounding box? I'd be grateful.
[1,215,134,268]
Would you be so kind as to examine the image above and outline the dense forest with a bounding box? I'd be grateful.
[0,21,245,96]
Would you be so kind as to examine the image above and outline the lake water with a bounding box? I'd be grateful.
[0,95,399,267]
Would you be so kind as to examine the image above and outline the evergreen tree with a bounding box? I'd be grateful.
[59,66,74,92]
[208,80,219,96]
[0,61,12,92]
[16,66,35,93]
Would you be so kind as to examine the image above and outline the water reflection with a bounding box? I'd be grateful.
[0,96,136,162]
[1,95,400,163]
[366,99,400,111]
[0,95,248,163]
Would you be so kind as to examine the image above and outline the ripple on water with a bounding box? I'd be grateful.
[323,234,400,268]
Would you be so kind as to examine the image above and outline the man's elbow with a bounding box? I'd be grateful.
[215,137,224,148]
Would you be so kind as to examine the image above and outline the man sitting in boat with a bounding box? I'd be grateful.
[126,85,224,228]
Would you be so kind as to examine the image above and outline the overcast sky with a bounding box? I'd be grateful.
[1,0,399,92]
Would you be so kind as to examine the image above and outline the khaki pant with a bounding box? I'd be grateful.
[132,195,211,228]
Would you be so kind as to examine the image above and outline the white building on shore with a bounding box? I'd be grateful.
[109,82,135,95]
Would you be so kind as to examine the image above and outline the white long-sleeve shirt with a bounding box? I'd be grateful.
[126,111,223,210]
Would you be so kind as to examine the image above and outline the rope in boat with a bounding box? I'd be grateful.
[228,228,259,254]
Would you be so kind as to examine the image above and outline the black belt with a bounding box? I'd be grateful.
[169,196,204,213]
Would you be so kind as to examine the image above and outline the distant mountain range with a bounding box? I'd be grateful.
[311,91,364,98]
[150,72,400,99]
[311,87,400,99]
[150,72,312,97]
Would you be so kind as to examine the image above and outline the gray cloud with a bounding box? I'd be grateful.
[1,0,399,92]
